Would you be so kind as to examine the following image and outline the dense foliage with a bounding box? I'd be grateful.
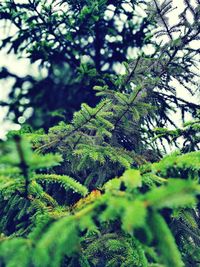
[0,0,200,266]
[1,136,200,266]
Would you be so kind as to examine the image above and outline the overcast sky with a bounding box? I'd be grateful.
[0,0,199,139]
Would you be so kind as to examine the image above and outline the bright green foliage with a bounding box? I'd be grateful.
[0,137,200,266]
[0,136,86,237]
[152,151,200,178]
[143,179,199,209]
[0,138,62,169]
[34,174,88,196]
[149,212,184,267]
[33,217,78,267]
[121,169,142,190]
[0,238,32,267]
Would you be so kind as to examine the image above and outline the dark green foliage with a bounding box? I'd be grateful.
[0,0,153,128]
[83,233,148,267]
[0,0,200,266]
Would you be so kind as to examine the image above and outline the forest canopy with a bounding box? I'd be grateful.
[0,0,200,266]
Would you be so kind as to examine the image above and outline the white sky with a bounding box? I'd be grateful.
[0,0,199,139]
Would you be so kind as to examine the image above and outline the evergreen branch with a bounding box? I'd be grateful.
[35,100,110,153]
[35,101,110,152]
[158,92,200,109]
[120,56,141,92]
[113,85,143,130]
[34,174,88,196]
[153,0,173,40]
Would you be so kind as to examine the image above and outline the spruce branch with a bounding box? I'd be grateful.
[35,100,110,153]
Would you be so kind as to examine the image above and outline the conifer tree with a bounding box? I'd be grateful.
[0,0,200,267]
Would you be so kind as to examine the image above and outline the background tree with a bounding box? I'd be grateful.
[0,0,153,129]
